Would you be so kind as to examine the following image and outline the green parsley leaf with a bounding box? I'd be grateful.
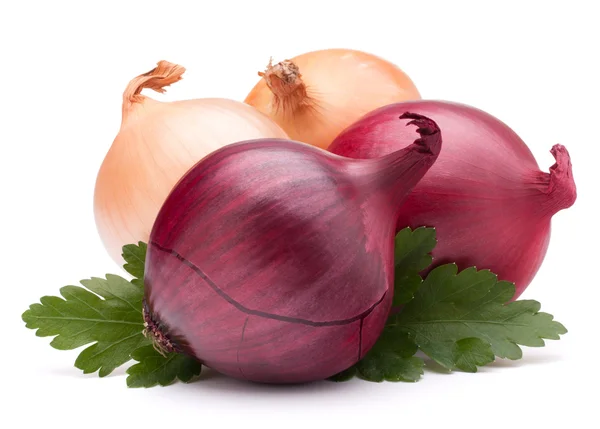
[122,241,147,288]
[392,263,568,370]
[358,356,425,382]
[393,227,436,306]
[126,345,202,388]
[452,338,495,372]
[22,274,149,376]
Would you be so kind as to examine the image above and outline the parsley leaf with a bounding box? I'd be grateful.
[452,338,495,372]
[393,227,436,306]
[21,274,149,376]
[126,345,202,388]
[392,263,568,371]
[122,241,147,288]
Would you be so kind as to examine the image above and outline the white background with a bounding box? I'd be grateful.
[2,1,599,428]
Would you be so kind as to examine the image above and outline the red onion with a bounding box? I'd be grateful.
[329,100,576,299]
[143,113,442,384]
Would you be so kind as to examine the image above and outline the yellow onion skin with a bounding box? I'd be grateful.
[329,100,577,299]
[93,61,288,266]
[245,49,421,150]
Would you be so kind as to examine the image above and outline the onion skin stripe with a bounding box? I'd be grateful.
[150,240,387,327]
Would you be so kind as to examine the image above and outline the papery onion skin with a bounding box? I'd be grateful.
[94,61,289,266]
[143,114,442,384]
[244,49,421,150]
[329,100,576,299]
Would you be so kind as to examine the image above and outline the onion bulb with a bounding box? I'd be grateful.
[244,49,420,150]
[144,114,442,383]
[94,61,288,265]
[329,100,577,299]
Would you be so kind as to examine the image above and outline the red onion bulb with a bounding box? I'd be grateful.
[143,113,442,384]
[329,100,576,299]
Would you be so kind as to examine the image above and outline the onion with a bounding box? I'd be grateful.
[244,49,420,150]
[329,100,577,299]
[143,113,442,384]
[93,61,288,265]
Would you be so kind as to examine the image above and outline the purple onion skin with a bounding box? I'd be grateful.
[329,100,576,299]
[144,113,442,384]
